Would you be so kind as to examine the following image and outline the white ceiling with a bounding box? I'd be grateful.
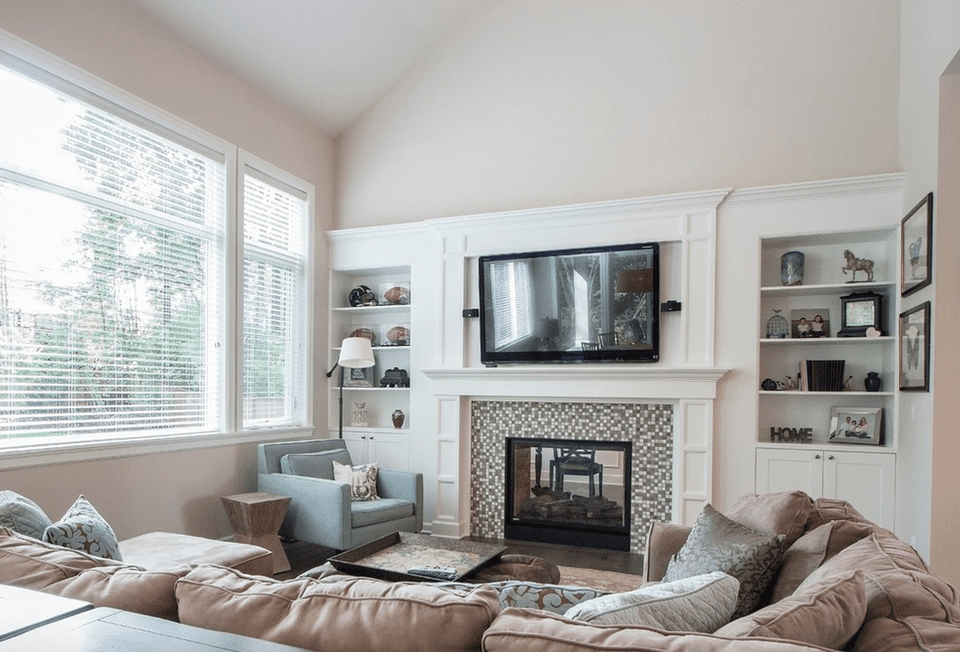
[117,0,483,135]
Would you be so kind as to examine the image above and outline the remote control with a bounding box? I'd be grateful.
[407,565,458,580]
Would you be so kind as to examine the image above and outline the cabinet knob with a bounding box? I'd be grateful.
[369,436,375,441]
[814,454,821,460]
[361,435,367,440]
[827,455,835,460]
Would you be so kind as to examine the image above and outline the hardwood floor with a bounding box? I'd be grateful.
[275,535,643,581]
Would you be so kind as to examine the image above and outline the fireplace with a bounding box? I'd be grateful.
[506,437,632,551]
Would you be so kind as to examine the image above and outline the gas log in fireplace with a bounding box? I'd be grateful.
[505,437,632,551]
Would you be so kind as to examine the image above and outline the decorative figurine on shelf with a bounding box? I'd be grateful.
[841,249,875,283]
[392,409,405,429]
[766,309,788,339]
[842,375,854,391]
[761,378,778,391]
[783,376,797,391]
[380,367,410,388]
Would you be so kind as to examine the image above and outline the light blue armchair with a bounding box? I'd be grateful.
[257,438,423,551]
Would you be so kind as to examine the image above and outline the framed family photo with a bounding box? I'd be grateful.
[900,192,933,297]
[828,406,883,445]
[899,301,931,392]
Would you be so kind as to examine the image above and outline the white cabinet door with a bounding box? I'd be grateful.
[823,451,896,529]
[342,432,369,465]
[368,431,410,471]
[756,448,824,498]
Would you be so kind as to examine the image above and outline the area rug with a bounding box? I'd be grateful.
[555,565,643,593]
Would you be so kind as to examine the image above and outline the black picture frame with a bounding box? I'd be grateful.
[837,291,884,337]
[899,301,930,392]
[900,192,933,297]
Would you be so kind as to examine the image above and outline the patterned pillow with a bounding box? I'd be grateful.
[663,503,786,618]
[43,495,123,561]
[332,460,380,501]
[565,571,740,632]
[0,490,52,539]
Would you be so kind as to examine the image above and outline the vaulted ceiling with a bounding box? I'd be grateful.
[116,0,483,135]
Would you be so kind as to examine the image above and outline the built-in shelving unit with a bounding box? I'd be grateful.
[755,228,898,528]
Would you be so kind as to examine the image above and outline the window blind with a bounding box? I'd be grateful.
[489,259,533,349]
[0,59,226,443]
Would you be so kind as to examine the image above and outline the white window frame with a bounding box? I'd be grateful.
[0,32,314,469]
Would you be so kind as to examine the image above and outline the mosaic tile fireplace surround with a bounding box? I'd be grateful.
[470,400,673,553]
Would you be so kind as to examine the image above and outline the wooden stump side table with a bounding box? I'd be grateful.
[221,491,291,575]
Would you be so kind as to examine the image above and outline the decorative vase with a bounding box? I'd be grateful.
[392,409,405,429]
[766,309,788,339]
[780,251,805,286]
[864,372,882,392]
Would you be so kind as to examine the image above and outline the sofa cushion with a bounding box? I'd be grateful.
[350,497,413,527]
[175,564,502,652]
[853,615,960,651]
[643,520,692,583]
[0,526,122,590]
[716,569,866,649]
[726,490,815,548]
[43,495,122,561]
[482,608,835,652]
[663,503,786,618]
[800,533,960,624]
[770,519,874,602]
[0,490,52,539]
[280,449,352,480]
[43,565,180,621]
[118,531,273,576]
[565,571,739,632]
[804,497,875,532]
[333,460,380,501]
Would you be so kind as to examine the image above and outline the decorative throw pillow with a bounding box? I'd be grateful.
[663,503,786,618]
[715,569,867,650]
[43,495,123,561]
[332,460,380,501]
[0,490,52,539]
[565,571,740,632]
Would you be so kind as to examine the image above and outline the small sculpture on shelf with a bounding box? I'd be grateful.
[841,249,875,283]
[380,367,410,388]
[349,285,378,307]
[351,402,368,427]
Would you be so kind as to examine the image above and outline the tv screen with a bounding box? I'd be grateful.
[479,242,660,364]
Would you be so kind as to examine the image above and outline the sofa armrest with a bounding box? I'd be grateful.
[642,521,692,583]
[377,470,424,533]
[257,473,352,550]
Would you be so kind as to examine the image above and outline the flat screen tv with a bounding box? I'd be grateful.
[479,242,660,364]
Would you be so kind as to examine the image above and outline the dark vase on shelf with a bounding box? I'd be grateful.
[864,372,882,392]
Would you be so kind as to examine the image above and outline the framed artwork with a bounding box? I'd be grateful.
[899,301,931,391]
[900,192,933,297]
[344,365,375,387]
[837,292,884,337]
[790,308,830,338]
[828,406,883,445]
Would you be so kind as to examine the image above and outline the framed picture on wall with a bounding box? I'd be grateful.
[900,192,933,297]
[899,301,931,391]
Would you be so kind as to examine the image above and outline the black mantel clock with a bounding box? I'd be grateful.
[837,291,884,337]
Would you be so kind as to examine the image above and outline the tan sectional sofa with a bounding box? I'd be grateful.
[2,493,959,652]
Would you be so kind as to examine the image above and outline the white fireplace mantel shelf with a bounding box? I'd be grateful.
[423,366,730,401]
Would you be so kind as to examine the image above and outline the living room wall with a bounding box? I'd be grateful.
[0,0,334,539]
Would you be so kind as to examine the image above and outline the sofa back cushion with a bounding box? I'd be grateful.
[280,449,352,480]
[853,615,960,651]
[0,490,52,539]
[43,565,180,621]
[716,569,866,649]
[482,608,837,652]
[0,526,121,590]
[663,503,786,618]
[726,491,815,549]
[175,564,501,652]
[770,519,874,602]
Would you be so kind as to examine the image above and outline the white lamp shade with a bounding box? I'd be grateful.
[338,337,375,368]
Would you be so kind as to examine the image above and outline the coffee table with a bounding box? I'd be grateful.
[329,532,505,583]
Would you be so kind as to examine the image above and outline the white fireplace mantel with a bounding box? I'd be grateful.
[423,367,729,401]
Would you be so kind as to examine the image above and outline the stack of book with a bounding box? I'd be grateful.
[798,359,845,392]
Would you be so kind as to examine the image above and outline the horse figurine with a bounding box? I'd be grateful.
[841,249,874,282]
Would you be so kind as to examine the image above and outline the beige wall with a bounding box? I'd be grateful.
[0,0,333,539]
[336,0,900,228]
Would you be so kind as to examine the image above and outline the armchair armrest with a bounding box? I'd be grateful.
[377,470,424,533]
[642,521,692,583]
[258,472,353,551]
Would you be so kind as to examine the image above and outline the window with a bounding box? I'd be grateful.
[0,47,311,449]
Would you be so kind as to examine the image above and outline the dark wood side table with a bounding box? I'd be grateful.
[221,491,292,575]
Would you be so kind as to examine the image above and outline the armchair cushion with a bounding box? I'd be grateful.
[351,498,414,528]
[280,449,352,480]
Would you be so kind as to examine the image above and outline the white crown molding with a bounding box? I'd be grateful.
[724,173,905,206]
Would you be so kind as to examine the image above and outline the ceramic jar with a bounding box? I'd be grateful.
[781,251,805,286]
